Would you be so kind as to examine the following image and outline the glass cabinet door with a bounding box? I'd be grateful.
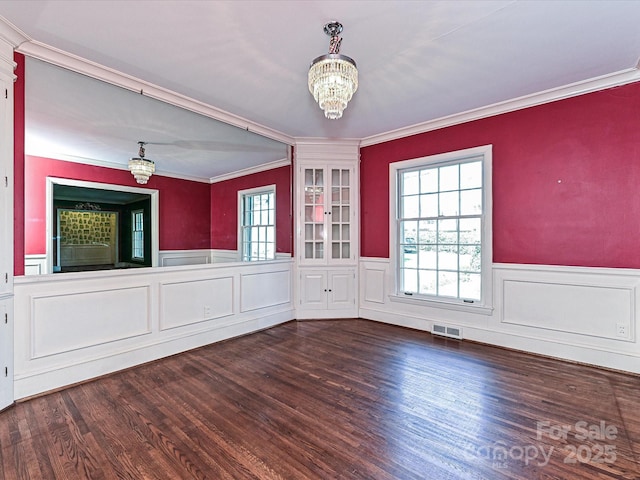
[303,167,325,260]
[330,168,351,260]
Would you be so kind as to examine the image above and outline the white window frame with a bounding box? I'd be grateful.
[389,145,493,314]
[238,185,276,262]
[131,209,144,260]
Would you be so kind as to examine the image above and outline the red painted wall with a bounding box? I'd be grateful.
[210,165,292,253]
[25,155,211,255]
[361,82,640,268]
[13,53,25,275]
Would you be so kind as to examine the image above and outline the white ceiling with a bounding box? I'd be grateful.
[1,0,639,181]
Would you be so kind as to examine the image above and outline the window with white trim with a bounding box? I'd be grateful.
[132,209,144,260]
[392,145,492,310]
[240,186,276,261]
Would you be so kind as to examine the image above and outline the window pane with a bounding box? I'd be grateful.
[460,189,482,215]
[342,187,349,204]
[401,221,417,243]
[459,245,481,272]
[332,169,340,187]
[402,268,418,292]
[418,220,437,244]
[439,191,459,217]
[460,218,481,244]
[419,193,438,218]
[460,161,482,189]
[420,169,438,193]
[402,195,419,218]
[402,249,417,268]
[332,187,340,204]
[402,171,419,195]
[439,165,459,191]
[438,245,458,271]
[418,270,437,295]
[342,224,350,241]
[342,169,349,186]
[460,273,481,300]
[266,243,275,259]
[437,219,458,244]
[419,245,437,269]
[438,271,458,297]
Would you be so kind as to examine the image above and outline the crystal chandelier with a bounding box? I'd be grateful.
[308,21,358,120]
[128,141,155,184]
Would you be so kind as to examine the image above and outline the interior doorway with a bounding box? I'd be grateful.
[46,178,159,274]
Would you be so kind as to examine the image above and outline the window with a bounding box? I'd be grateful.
[239,186,276,261]
[391,145,492,311]
[132,209,144,260]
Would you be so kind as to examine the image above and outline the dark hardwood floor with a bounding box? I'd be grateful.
[1,319,639,479]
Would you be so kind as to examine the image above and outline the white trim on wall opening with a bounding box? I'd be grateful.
[45,177,159,274]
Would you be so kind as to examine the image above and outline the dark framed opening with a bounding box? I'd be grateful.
[52,183,153,273]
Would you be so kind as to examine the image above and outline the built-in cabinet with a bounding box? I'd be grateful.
[0,37,15,410]
[295,141,359,319]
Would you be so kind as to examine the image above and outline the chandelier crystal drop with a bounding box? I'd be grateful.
[128,141,155,184]
[308,21,358,120]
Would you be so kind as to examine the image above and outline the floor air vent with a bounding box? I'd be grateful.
[431,324,463,340]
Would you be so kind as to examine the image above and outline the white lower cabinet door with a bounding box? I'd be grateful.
[300,270,327,309]
[328,270,354,310]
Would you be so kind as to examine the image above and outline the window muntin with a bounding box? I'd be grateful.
[241,188,275,261]
[397,156,484,302]
[132,209,144,260]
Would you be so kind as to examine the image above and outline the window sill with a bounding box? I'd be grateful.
[388,294,493,316]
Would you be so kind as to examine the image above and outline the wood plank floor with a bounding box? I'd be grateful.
[1,319,639,479]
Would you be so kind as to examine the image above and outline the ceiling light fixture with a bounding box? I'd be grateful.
[128,141,155,184]
[308,21,358,120]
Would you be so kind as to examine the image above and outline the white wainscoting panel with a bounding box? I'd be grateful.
[363,265,386,304]
[359,258,640,374]
[160,276,234,330]
[32,286,151,358]
[240,269,291,312]
[502,279,633,341]
[159,250,211,267]
[13,258,294,399]
[211,249,239,263]
[24,254,47,276]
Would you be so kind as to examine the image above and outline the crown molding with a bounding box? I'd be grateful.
[28,152,211,184]
[209,158,290,184]
[294,137,361,146]
[361,68,640,147]
[0,15,29,48]
[15,39,295,147]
